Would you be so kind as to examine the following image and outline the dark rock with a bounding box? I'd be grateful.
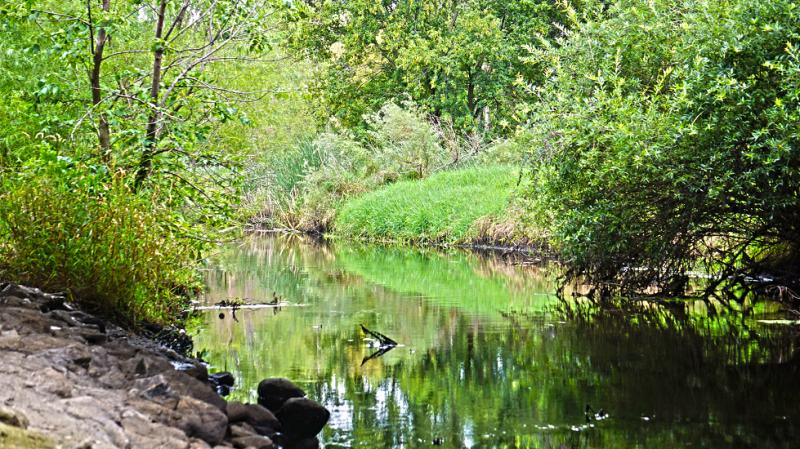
[173,396,228,445]
[287,436,320,449]
[209,371,235,395]
[257,378,305,412]
[68,310,107,333]
[274,398,329,439]
[72,356,92,370]
[231,434,275,449]
[210,371,235,387]
[181,363,209,382]
[46,310,78,327]
[76,329,107,345]
[227,402,281,436]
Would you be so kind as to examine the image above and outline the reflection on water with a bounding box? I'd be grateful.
[194,235,800,449]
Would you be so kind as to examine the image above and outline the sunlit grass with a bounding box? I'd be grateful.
[335,165,515,244]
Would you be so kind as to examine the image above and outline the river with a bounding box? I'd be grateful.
[193,234,799,449]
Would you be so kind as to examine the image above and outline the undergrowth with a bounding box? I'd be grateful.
[0,155,201,325]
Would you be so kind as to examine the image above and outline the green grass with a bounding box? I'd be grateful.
[335,165,515,244]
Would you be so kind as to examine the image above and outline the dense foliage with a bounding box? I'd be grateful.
[2,0,799,316]
[283,0,564,134]
[0,0,280,323]
[527,0,800,297]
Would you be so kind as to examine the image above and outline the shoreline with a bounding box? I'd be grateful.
[244,226,556,261]
[0,282,329,449]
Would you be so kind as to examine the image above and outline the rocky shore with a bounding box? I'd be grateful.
[0,282,329,449]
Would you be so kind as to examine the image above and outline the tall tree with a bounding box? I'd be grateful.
[283,0,564,135]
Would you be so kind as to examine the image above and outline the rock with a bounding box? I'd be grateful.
[182,363,209,382]
[166,370,228,411]
[209,371,235,396]
[227,402,281,436]
[229,422,258,438]
[210,371,235,387]
[0,406,29,429]
[0,283,39,300]
[274,398,330,439]
[231,434,275,449]
[75,329,107,345]
[257,378,305,412]
[173,396,228,445]
[0,295,32,308]
[287,436,320,449]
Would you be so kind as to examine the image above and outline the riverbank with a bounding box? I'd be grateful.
[247,164,550,255]
[0,282,329,449]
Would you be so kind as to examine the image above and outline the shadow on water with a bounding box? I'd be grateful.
[194,234,800,449]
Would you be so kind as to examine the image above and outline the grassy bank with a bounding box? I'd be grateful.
[335,165,518,244]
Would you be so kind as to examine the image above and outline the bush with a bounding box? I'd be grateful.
[251,102,464,231]
[527,0,800,297]
[367,102,448,179]
[0,154,201,325]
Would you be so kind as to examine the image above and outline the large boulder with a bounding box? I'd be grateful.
[226,402,281,436]
[173,396,228,445]
[257,378,305,412]
[274,398,329,440]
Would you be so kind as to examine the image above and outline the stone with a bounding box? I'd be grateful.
[229,422,258,438]
[173,396,228,445]
[231,435,275,449]
[75,329,107,345]
[182,363,209,382]
[166,370,227,411]
[287,436,320,449]
[257,378,305,412]
[209,371,235,387]
[227,402,281,436]
[274,398,330,439]
[0,295,32,308]
[0,406,29,429]
[0,284,39,300]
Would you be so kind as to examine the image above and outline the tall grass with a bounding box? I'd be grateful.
[335,165,516,244]
[0,159,201,325]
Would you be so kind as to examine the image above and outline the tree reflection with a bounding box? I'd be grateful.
[195,235,799,449]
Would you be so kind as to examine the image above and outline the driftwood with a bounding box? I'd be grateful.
[360,324,397,347]
[359,324,398,366]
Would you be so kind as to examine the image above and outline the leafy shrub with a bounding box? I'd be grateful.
[527,0,800,297]
[0,154,201,325]
[367,102,448,179]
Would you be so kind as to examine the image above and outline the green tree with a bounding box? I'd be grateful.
[527,0,800,299]
[283,0,561,135]
[1,0,274,192]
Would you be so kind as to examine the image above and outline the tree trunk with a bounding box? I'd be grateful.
[88,0,111,163]
[135,0,167,189]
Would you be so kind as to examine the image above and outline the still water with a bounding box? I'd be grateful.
[194,235,799,449]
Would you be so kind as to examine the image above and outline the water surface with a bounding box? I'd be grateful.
[194,235,799,448]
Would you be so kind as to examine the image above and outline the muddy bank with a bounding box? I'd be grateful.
[0,282,328,449]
